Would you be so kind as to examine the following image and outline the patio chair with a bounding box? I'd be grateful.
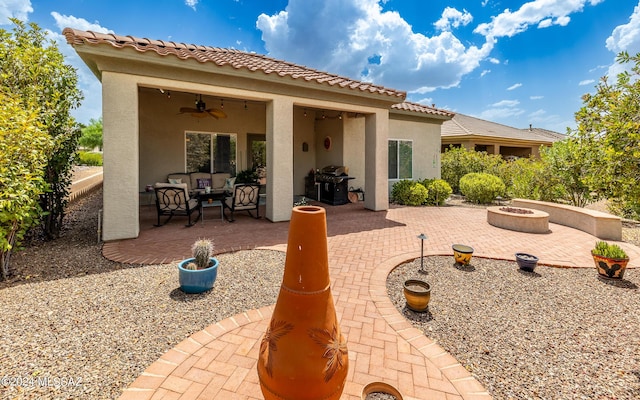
[223,183,261,222]
[154,183,201,227]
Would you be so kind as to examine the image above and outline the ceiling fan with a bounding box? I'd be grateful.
[179,94,227,119]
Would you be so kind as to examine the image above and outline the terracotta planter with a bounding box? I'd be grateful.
[452,244,474,266]
[403,279,431,312]
[257,206,348,400]
[591,252,629,279]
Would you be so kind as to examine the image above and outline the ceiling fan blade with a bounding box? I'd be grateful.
[190,112,209,118]
[207,109,227,119]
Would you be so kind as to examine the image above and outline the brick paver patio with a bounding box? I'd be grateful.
[109,202,639,399]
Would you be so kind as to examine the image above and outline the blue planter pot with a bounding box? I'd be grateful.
[178,257,219,293]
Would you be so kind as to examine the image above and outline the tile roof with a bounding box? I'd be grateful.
[391,101,455,119]
[441,112,565,143]
[62,28,406,100]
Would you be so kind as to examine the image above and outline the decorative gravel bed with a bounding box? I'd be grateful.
[2,189,640,399]
[387,256,640,400]
[0,250,284,399]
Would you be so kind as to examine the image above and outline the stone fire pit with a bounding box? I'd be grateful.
[487,206,550,233]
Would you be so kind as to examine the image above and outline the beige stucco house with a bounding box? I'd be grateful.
[441,113,565,158]
[63,28,453,241]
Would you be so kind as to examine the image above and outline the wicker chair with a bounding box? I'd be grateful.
[154,183,200,227]
[223,183,261,222]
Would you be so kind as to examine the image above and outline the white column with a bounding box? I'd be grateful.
[364,110,389,211]
[101,72,140,240]
[266,97,294,221]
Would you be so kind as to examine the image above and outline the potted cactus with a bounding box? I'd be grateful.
[591,240,629,280]
[178,238,219,293]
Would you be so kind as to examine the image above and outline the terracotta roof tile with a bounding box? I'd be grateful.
[62,28,406,100]
[391,101,455,118]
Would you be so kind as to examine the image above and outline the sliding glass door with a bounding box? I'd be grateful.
[185,131,237,175]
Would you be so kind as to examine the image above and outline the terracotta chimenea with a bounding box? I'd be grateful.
[257,206,348,400]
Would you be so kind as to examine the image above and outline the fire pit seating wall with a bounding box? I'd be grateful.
[165,172,232,195]
[511,199,622,241]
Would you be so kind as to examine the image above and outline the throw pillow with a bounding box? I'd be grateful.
[224,177,236,191]
[168,178,182,184]
[197,178,212,189]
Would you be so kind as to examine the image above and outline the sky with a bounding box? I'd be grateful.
[2,0,640,133]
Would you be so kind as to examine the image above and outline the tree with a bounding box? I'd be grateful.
[0,91,53,279]
[79,117,103,150]
[574,51,640,218]
[539,138,595,207]
[0,19,83,239]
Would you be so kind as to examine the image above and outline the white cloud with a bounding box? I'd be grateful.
[256,0,602,95]
[606,3,640,54]
[478,107,525,121]
[507,83,522,90]
[51,12,112,33]
[605,2,640,77]
[185,0,198,11]
[579,79,595,86]
[474,0,600,39]
[257,0,492,93]
[434,7,473,32]
[49,13,112,124]
[492,99,520,108]
[480,69,491,77]
[0,0,33,25]
[530,95,544,100]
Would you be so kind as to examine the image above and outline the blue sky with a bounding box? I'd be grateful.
[2,0,639,133]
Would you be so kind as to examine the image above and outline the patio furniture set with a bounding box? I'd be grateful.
[153,172,261,226]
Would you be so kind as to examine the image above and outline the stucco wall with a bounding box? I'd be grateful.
[138,89,266,189]
[293,107,316,195]
[314,116,344,169]
[387,116,442,196]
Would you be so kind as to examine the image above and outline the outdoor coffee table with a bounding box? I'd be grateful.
[197,192,226,222]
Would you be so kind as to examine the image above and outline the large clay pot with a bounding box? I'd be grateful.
[257,206,348,400]
[592,252,629,279]
[452,244,474,266]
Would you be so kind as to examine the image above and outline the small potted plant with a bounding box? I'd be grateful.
[178,238,219,293]
[591,240,629,280]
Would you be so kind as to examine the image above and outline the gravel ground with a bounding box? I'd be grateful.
[387,257,640,400]
[0,190,284,399]
[2,189,639,399]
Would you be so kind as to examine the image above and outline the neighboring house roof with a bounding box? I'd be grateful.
[441,113,565,143]
[391,101,455,120]
[62,28,406,101]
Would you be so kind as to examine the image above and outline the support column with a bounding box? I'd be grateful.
[364,110,389,211]
[266,97,294,221]
[101,72,140,240]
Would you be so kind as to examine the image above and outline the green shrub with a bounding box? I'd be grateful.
[441,146,504,193]
[391,180,413,203]
[419,178,452,205]
[391,180,428,206]
[78,151,103,166]
[406,183,428,206]
[459,172,505,204]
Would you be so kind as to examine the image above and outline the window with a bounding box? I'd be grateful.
[388,139,412,179]
[186,132,237,175]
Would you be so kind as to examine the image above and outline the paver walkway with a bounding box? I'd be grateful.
[109,202,639,399]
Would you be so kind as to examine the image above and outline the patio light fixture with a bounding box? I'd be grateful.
[417,233,427,272]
